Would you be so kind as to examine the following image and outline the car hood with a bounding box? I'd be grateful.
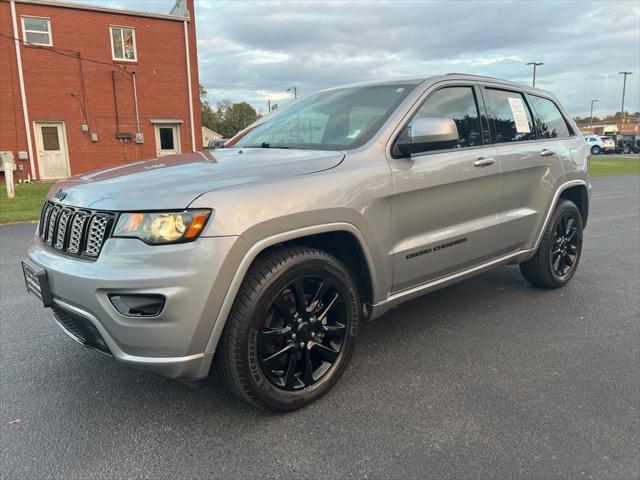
[50,148,344,211]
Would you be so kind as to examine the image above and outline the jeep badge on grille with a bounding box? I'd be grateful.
[53,189,67,201]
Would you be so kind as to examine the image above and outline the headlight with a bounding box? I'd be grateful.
[113,210,211,244]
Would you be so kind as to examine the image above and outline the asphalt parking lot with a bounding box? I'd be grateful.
[1,175,638,479]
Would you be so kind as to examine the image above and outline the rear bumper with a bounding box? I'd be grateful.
[27,234,244,379]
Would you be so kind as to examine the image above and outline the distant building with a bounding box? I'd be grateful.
[202,125,222,148]
[578,124,640,136]
[618,124,640,135]
[0,0,202,181]
[578,124,620,135]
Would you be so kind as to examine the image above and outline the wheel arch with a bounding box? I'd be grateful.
[203,223,379,360]
[559,184,589,227]
[531,179,590,252]
[272,230,375,308]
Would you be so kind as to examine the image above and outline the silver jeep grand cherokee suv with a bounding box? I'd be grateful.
[23,74,590,411]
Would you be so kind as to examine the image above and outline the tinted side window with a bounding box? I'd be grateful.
[484,88,536,143]
[529,95,572,138]
[409,86,482,151]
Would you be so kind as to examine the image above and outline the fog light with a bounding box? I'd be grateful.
[109,294,165,317]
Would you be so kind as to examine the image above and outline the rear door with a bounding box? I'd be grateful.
[34,122,71,179]
[481,86,567,250]
[154,124,181,157]
[388,83,503,292]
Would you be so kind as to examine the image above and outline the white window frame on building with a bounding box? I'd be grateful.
[21,16,52,46]
[151,119,183,157]
[110,25,137,62]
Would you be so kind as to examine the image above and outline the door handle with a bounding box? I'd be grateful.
[474,157,495,167]
[540,149,556,157]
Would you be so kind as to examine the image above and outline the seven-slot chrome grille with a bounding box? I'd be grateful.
[39,202,114,259]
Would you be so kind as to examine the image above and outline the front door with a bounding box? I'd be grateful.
[389,85,503,293]
[154,124,181,156]
[34,122,70,179]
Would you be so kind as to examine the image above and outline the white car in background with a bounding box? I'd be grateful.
[584,135,615,155]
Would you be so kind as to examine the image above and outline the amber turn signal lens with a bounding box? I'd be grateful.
[184,212,210,239]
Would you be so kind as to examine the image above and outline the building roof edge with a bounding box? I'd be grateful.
[6,0,190,22]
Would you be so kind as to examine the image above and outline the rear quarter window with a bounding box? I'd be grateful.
[529,95,572,139]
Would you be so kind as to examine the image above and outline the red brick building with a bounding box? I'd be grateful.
[0,0,201,181]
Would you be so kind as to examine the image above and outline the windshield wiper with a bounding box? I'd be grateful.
[242,142,294,149]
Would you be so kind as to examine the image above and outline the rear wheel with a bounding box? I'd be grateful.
[217,246,360,411]
[591,145,601,155]
[520,200,583,289]
[623,145,631,154]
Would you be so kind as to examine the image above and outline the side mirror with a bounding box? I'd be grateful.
[397,117,459,155]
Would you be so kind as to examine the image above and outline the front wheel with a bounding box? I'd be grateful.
[591,145,602,155]
[216,246,360,411]
[520,200,584,288]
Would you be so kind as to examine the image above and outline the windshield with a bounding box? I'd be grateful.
[236,84,415,151]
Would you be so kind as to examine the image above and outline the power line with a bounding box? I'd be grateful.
[0,31,132,75]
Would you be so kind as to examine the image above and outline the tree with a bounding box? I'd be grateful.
[574,111,640,125]
[200,85,217,131]
[574,115,601,124]
[212,100,259,137]
[199,87,260,137]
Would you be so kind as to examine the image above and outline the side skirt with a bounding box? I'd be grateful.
[367,248,534,320]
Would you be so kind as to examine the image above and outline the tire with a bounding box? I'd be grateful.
[591,145,601,155]
[216,246,360,412]
[623,145,631,154]
[520,200,583,289]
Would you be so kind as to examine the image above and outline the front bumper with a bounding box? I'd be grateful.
[27,233,245,379]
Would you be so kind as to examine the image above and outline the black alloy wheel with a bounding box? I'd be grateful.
[519,199,583,289]
[217,246,360,411]
[257,275,348,391]
[550,213,580,278]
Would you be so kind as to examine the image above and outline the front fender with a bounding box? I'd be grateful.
[200,222,381,362]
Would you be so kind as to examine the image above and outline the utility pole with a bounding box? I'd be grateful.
[618,71,632,124]
[287,86,297,99]
[589,99,598,134]
[526,62,544,87]
[267,98,271,112]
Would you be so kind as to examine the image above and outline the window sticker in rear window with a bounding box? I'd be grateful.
[507,97,531,134]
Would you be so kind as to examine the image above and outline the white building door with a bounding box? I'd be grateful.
[154,124,181,156]
[34,122,70,179]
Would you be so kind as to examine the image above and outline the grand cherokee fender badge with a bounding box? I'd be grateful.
[53,189,67,201]
[406,237,468,259]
